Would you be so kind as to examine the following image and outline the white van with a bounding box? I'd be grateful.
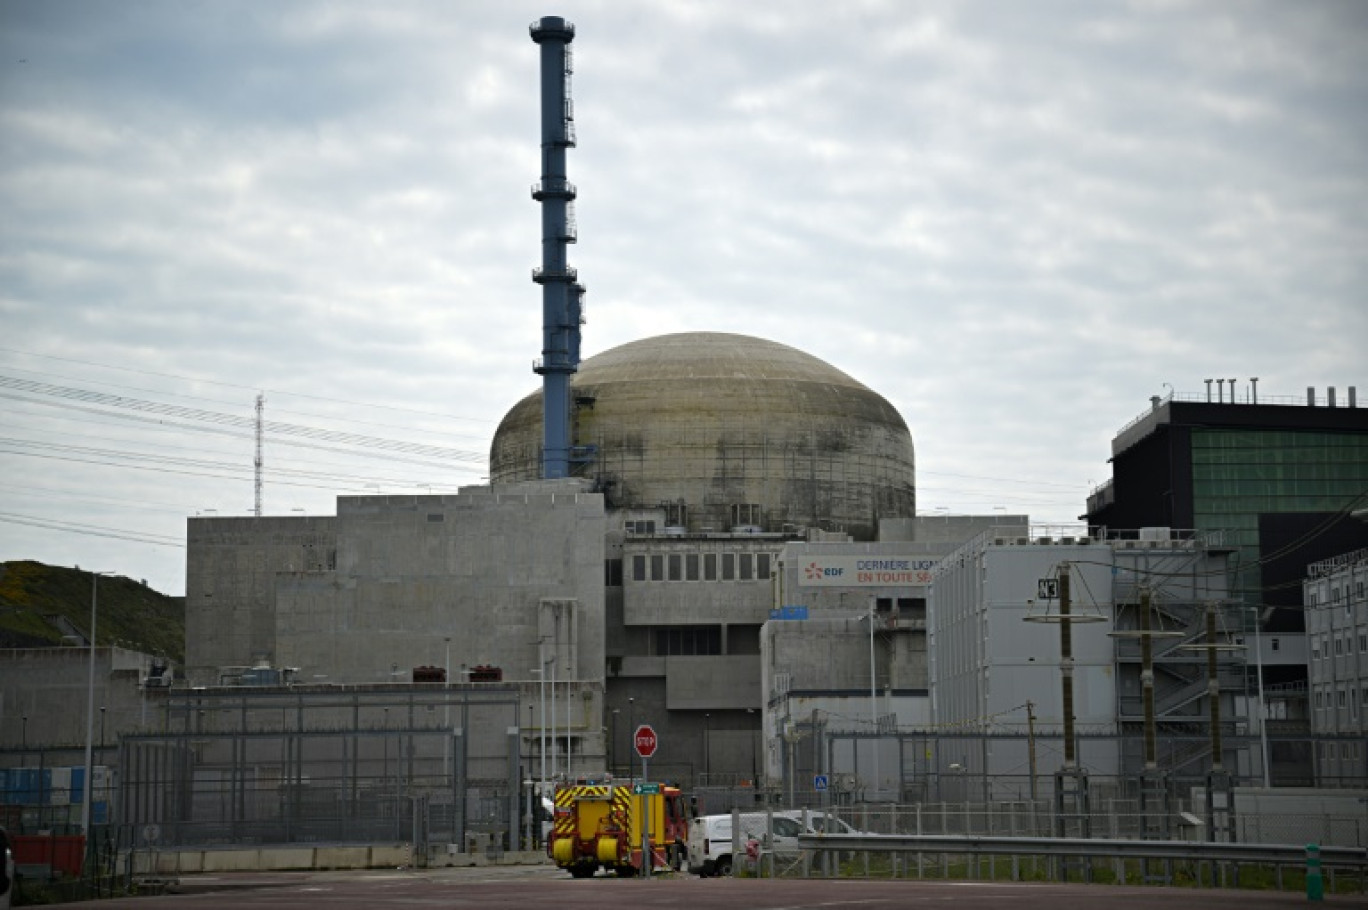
[686,812,806,877]
[776,809,864,836]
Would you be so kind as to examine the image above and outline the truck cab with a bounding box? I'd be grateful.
[548,781,688,878]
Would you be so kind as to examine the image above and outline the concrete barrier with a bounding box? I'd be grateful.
[132,844,550,874]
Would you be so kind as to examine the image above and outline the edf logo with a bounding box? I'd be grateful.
[805,562,844,580]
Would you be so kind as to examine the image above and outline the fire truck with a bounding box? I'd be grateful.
[548,781,689,878]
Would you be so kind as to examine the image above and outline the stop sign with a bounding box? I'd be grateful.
[633,724,658,759]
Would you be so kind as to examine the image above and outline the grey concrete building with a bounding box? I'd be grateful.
[758,522,1026,801]
[184,332,938,790]
[1304,546,1368,784]
[926,525,1256,788]
[491,332,927,786]
[0,646,161,751]
[186,481,609,775]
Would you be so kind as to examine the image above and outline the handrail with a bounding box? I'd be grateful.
[797,832,1368,867]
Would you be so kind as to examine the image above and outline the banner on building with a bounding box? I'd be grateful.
[797,556,937,587]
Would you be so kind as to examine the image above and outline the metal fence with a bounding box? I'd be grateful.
[777,727,1363,805]
[782,801,1368,848]
[113,684,528,851]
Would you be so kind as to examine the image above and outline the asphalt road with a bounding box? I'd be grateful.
[42,865,1363,909]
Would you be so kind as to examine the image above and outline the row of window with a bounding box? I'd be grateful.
[1318,741,1363,762]
[1307,580,1368,608]
[1309,631,1368,660]
[648,624,762,656]
[1312,685,1368,715]
[624,503,763,535]
[656,626,722,656]
[628,551,774,583]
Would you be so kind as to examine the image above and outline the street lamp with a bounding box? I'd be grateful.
[747,708,758,791]
[868,600,877,799]
[704,713,711,783]
[1249,606,1271,788]
[538,654,549,782]
[443,637,452,773]
[855,600,878,801]
[610,709,620,776]
[531,667,546,796]
[83,570,112,838]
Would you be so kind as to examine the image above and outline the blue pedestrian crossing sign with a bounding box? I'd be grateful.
[813,774,829,791]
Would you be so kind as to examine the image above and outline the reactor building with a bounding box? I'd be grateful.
[183,15,1000,789]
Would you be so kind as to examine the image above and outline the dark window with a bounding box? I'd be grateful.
[651,554,664,581]
[722,553,735,581]
[731,503,761,528]
[876,597,894,613]
[664,501,688,528]
[605,559,623,587]
[668,554,682,581]
[897,597,927,621]
[632,555,646,582]
[726,624,762,655]
[655,626,722,656]
[757,553,770,579]
[686,553,699,581]
[704,553,717,581]
[739,553,753,580]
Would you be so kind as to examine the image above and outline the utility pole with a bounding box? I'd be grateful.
[1060,565,1075,769]
[1140,588,1157,770]
[1026,701,1037,802]
[1024,560,1104,845]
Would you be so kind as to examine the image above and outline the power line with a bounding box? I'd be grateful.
[0,396,487,474]
[0,374,487,463]
[0,346,493,427]
[0,438,462,491]
[0,510,184,548]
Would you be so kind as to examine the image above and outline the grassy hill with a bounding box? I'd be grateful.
[0,560,184,663]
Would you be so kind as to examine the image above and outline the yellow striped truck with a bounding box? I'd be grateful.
[548,782,689,877]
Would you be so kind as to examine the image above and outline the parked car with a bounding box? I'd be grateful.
[686,812,806,877]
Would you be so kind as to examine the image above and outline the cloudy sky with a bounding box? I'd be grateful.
[2,1,1365,597]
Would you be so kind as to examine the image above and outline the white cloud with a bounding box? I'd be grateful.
[1,0,1364,594]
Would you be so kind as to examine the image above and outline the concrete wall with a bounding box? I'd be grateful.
[880,515,1029,544]
[0,646,160,748]
[186,516,337,685]
[665,656,758,710]
[621,537,778,627]
[930,542,1119,734]
[186,485,606,693]
[183,483,609,775]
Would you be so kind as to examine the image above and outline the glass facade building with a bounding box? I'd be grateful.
[1086,395,1368,638]
[1190,428,1368,615]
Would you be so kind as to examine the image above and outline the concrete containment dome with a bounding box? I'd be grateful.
[490,332,915,540]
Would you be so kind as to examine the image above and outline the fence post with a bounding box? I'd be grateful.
[915,802,923,879]
[1306,843,1323,901]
